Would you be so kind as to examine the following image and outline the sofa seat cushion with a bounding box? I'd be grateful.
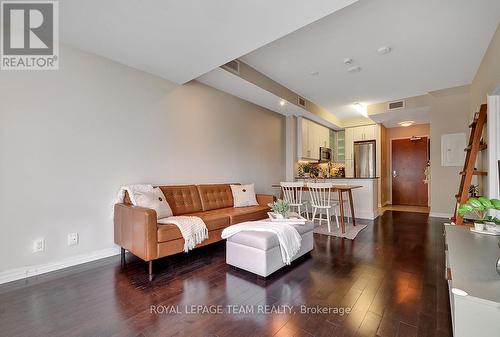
[220,205,270,224]
[157,210,230,243]
[227,222,314,251]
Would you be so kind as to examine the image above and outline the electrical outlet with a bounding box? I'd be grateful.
[67,233,79,246]
[33,238,45,253]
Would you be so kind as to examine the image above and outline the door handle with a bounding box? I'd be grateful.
[393,170,398,178]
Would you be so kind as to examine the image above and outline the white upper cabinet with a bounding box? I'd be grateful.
[298,118,331,160]
[345,128,354,160]
[344,128,354,177]
[363,125,376,140]
[351,124,376,142]
[352,127,364,142]
[300,117,310,158]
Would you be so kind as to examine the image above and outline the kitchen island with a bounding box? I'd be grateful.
[295,177,379,220]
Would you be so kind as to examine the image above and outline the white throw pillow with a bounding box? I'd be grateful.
[230,184,259,208]
[134,187,173,219]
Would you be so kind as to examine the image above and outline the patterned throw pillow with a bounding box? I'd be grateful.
[230,184,258,208]
[134,187,173,219]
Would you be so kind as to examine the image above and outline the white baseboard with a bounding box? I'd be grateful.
[0,247,121,285]
[429,212,453,219]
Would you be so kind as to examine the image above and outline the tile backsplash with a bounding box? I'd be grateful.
[297,161,345,178]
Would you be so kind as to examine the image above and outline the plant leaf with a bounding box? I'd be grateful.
[478,197,493,209]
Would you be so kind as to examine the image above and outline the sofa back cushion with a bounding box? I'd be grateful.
[197,184,236,211]
[158,185,202,215]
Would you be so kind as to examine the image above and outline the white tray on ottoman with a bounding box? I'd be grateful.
[225,221,314,277]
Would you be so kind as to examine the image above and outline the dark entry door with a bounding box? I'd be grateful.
[392,137,428,206]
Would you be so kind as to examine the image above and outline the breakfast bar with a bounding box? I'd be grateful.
[296,178,379,220]
[272,183,363,234]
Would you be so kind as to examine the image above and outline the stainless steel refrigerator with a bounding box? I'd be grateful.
[354,141,376,178]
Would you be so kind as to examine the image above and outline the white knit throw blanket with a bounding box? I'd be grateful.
[158,216,208,252]
[221,221,302,265]
[115,184,208,252]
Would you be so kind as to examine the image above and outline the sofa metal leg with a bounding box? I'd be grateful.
[148,260,154,281]
[120,248,126,266]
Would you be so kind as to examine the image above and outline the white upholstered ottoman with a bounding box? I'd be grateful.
[225,222,314,277]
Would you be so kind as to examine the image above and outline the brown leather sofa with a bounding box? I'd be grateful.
[114,183,274,277]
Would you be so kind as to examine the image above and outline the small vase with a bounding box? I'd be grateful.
[484,221,496,232]
[474,222,485,231]
[274,213,284,219]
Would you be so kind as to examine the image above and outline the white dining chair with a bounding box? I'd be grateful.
[280,182,309,220]
[308,182,339,231]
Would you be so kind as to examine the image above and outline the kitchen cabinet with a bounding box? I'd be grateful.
[333,130,345,162]
[344,128,354,177]
[345,128,354,160]
[352,127,364,142]
[345,159,354,177]
[329,130,335,150]
[363,125,376,140]
[298,117,331,160]
[352,124,377,141]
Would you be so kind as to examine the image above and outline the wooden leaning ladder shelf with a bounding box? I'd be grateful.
[452,104,488,225]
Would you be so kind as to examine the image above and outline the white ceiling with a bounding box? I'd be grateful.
[60,0,357,84]
[197,68,341,130]
[241,0,500,120]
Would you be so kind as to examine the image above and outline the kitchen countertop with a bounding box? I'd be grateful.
[295,177,379,180]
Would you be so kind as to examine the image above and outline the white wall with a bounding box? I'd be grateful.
[429,86,470,217]
[0,46,285,278]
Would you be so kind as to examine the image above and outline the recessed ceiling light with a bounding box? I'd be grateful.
[377,46,392,55]
[353,102,368,117]
[398,120,414,127]
[347,66,361,73]
[343,58,353,65]
[280,99,286,106]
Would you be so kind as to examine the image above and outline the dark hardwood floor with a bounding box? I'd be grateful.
[0,211,452,337]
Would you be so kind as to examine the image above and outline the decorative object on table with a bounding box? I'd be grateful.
[267,211,307,224]
[309,164,319,178]
[302,162,311,176]
[468,185,480,198]
[320,165,329,178]
[268,199,290,219]
[457,197,500,234]
[280,181,310,220]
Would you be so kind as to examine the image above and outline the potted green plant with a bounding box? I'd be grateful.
[302,162,311,175]
[457,197,500,231]
[268,199,290,219]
